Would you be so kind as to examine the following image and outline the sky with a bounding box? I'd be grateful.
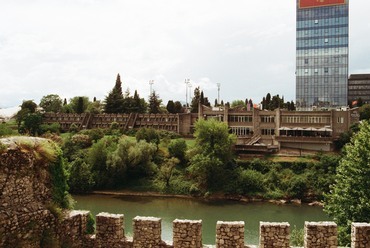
[0,0,369,109]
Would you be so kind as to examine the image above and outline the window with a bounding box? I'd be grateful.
[305,69,309,74]
[325,38,329,43]
[335,28,340,33]
[314,69,318,73]
[324,48,329,53]
[314,58,318,64]
[334,57,339,63]
[335,38,339,43]
[324,67,329,73]
[314,19,319,24]
[337,117,344,123]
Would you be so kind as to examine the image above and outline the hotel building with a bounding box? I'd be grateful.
[296,0,349,110]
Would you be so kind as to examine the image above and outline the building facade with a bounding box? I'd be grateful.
[43,104,360,152]
[296,0,349,110]
[348,74,370,104]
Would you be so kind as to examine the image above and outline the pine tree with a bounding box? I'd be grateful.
[104,74,124,113]
[148,91,162,114]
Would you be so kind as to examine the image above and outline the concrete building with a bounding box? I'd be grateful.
[296,0,349,110]
[348,74,370,104]
[43,104,360,152]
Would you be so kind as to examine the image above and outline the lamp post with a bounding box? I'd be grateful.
[149,80,154,95]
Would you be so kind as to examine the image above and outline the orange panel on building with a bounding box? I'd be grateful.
[299,0,345,8]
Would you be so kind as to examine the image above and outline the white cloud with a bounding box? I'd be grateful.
[0,0,369,108]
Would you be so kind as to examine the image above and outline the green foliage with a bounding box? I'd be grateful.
[68,157,94,193]
[104,74,124,113]
[135,128,160,146]
[158,157,179,187]
[237,169,266,195]
[20,100,37,113]
[68,96,90,114]
[39,94,63,113]
[324,121,370,245]
[148,91,162,114]
[193,119,236,163]
[40,123,61,134]
[0,123,13,137]
[290,226,304,246]
[49,146,72,209]
[168,139,187,165]
[231,100,246,108]
[107,137,157,186]
[359,104,370,120]
[0,141,7,154]
[79,128,105,142]
[19,112,43,135]
[86,213,95,234]
[70,134,92,148]
[87,136,118,188]
[69,123,79,133]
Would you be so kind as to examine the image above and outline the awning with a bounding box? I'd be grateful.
[279,127,291,131]
[317,127,333,132]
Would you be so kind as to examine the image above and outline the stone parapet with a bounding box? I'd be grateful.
[133,216,163,248]
[173,219,202,248]
[351,223,370,248]
[304,221,337,248]
[259,222,290,248]
[216,221,245,248]
[96,212,125,247]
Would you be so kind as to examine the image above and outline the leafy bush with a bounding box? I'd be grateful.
[168,139,187,165]
[79,128,105,142]
[0,123,13,137]
[136,128,160,146]
[40,123,61,134]
[69,123,79,133]
[68,157,94,193]
[71,134,92,148]
[238,169,266,195]
[86,212,95,234]
[290,226,304,246]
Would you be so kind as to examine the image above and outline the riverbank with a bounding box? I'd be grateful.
[90,190,324,206]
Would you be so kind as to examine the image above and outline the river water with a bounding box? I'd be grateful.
[73,194,330,245]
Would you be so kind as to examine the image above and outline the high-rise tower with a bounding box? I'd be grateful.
[296,0,349,110]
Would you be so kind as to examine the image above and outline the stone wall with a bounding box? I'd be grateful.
[304,221,337,248]
[259,222,290,248]
[216,221,245,248]
[351,223,370,248]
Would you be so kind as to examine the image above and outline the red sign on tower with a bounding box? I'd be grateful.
[299,0,346,8]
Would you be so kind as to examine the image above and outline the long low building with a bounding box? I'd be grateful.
[43,105,360,152]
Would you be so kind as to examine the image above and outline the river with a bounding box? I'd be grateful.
[73,194,330,245]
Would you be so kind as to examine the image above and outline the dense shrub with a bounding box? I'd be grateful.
[79,128,105,142]
[168,139,187,165]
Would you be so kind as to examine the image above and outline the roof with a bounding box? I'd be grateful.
[349,74,370,80]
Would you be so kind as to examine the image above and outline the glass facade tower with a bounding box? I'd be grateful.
[296,0,349,110]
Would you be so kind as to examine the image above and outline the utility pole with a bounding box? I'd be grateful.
[185,79,190,107]
[217,83,221,105]
[149,80,154,95]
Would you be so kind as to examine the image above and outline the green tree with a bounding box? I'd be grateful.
[359,104,370,120]
[68,157,94,193]
[190,87,201,113]
[231,100,246,108]
[107,138,157,183]
[69,96,90,113]
[104,74,124,113]
[136,128,160,147]
[20,112,43,136]
[39,94,63,113]
[324,121,370,245]
[16,100,38,128]
[188,119,236,190]
[166,100,175,113]
[168,138,187,165]
[148,91,162,114]
[159,157,179,187]
[173,101,184,113]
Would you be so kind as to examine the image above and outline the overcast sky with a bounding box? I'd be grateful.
[0,0,369,108]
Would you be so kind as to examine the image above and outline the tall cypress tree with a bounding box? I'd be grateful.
[104,74,124,113]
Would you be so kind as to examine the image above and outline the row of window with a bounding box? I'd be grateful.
[260,116,275,123]
[281,116,331,124]
[298,56,345,65]
[297,25,347,37]
[228,115,253,123]
[261,129,275,136]
[230,127,253,136]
